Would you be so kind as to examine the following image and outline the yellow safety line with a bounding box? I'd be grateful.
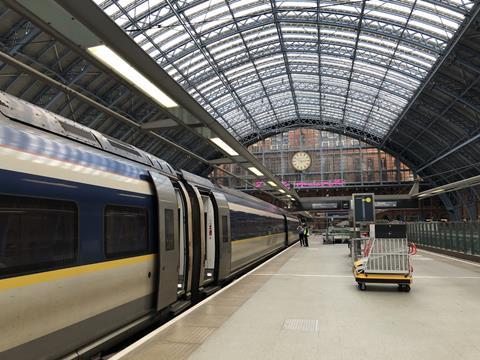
[0,254,155,291]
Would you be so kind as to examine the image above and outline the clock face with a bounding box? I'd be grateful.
[291,152,312,171]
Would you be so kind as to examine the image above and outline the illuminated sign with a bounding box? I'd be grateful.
[255,179,345,189]
[375,201,397,208]
[312,202,338,209]
[295,179,345,188]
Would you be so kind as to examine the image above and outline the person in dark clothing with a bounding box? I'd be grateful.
[297,224,305,246]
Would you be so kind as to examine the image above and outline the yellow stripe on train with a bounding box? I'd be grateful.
[0,254,155,292]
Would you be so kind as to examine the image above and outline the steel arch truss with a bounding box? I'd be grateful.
[95,0,474,141]
[0,2,218,174]
[385,18,480,190]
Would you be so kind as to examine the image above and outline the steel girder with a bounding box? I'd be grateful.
[389,18,480,187]
[0,2,222,172]
[96,0,473,141]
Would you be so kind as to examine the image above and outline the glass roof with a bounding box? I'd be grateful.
[94,0,474,141]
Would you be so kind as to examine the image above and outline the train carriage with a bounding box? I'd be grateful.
[0,91,298,360]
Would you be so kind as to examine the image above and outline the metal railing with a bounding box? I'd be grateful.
[365,238,409,274]
[407,222,480,256]
[350,238,409,274]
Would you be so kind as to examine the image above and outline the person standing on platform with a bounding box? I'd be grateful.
[297,223,305,246]
[303,225,310,247]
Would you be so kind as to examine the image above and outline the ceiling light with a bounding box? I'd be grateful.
[279,189,285,193]
[248,167,263,176]
[418,193,428,198]
[87,45,178,108]
[210,137,239,156]
[432,188,444,194]
[267,181,277,187]
[286,194,293,198]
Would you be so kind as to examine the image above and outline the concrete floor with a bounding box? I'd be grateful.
[114,236,480,360]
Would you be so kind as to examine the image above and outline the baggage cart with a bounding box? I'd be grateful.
[352,237,416,291]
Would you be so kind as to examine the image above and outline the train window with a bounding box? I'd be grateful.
[60,122,97,142]
[164,209,174,251]
[229,210,285,241]
[0,194,77,276]
[105,206,148,257]
[107,139,141,157]
[222,216,229,243]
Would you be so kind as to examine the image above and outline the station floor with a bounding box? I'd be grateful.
[110,236,480,360]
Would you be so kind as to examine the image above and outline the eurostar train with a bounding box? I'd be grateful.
[0,91,299,360]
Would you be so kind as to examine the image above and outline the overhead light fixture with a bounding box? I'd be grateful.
[432,188,445,194]
[210,137,239,156]
[286,194,293,198]
[87,45,178,108]
[248,167,263,176]
[418,193,428,198]
[267,181,277,187]
[278,189,286,193]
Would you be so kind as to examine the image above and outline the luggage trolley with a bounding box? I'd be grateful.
[353,236,416,292]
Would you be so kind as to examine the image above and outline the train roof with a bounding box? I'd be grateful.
[0,90,297,217]
[0,90,176,178]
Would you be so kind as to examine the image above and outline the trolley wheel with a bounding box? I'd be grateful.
[398,284,411,292]
[358,283,366,291]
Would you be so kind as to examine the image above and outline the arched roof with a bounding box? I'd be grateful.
[95,0,475,143]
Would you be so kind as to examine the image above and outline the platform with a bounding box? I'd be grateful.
[110,235,480,360]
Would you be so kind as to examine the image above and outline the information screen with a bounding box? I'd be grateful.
[353,194,375,222]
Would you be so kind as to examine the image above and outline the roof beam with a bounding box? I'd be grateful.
[225,0,281,128]
[270,0,302,121]
[397,75,480,157]
[5,0,298,204]
[361,0,417,132]
[209,157,248,165]
[111,0,242,139]
[0,47,209,163]
[340,0,366,126]
[164,0,263,135]
[381,2,480,147]
[416,131,480,173]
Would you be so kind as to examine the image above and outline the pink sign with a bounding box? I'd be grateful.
[294,179,345,188]
[255,179,344,188]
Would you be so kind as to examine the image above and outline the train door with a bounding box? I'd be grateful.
[149,171,179,310]
[202,195,216,284]
[175,188,188,295]
[212,191,231,281]
[179,181,207,301]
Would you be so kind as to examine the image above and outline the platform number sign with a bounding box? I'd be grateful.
[353,194,375,223]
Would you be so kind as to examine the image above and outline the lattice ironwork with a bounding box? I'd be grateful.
[95,0,474,141]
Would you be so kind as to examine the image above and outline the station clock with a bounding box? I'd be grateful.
[291,151,312,171]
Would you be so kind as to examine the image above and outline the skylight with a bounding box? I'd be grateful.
[94,0,474,141]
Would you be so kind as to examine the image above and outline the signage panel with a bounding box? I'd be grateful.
[353,193,375,223]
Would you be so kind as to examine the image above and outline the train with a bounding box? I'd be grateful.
[0,90,299,360]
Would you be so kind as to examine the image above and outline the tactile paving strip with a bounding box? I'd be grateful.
[282,319,319,332]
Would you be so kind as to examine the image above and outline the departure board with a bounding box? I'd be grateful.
[353,194,375,223]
